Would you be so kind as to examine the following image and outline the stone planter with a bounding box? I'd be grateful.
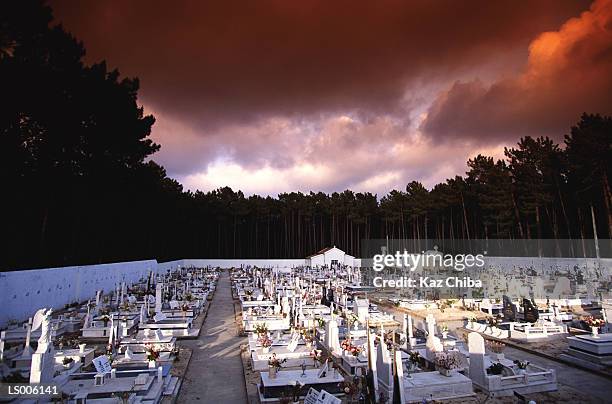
[268,366,277,379]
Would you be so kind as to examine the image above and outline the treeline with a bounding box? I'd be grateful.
[1,2,611,270]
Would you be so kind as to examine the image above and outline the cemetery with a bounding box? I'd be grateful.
[0,250,611,403]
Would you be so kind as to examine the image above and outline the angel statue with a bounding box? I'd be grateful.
[32,308,53,346]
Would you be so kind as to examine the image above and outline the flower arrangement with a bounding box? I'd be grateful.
[434,351,460,370]
[441,323,449,333]
[341,338,362,356]
[409,351,421,364]
[259,335,273,348]
[310,349,323,363]
[145,345,160,362]
[62,357,74,365]
[316,318,326,328]
[487,362,504,375]
[254,323,269,336]
[513,360,529,370]
[487,340,506,354]
[468,315,477,323]
[268,354,287,369]
[584,317,605,328]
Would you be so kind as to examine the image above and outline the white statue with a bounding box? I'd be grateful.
[32,308,53,346]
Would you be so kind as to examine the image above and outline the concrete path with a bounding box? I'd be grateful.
[178,271,247,404]
[503,346,612,402]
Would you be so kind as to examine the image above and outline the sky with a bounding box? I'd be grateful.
[50,0,612,196]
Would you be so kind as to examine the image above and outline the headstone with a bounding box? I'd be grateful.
[287,334,299,352]
[376,336,393,399]
[304,388,320,404]
[324,319,342,354]
[153,312,167,323]
[468,332,486,388]
[502,295,517,321]
[93,355,112,374]
[124,345,134,359]
[155,283,163,314]
[522,298,539,323]
[20,317,33,358]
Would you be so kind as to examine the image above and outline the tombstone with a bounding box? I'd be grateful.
[502,295,517,321]
[287,334,299,352]
[353,298,369,323]
[124,345,134,360]
[93,355,112,374]
[30,309,55,384]
[155,283,163,314]
[467,332,486,388]
[20,317,33,358]
[407,314,416,347]
[324,319,342,355]
[140,304,147,324]
[376,336,393,400]
[393,349,406,404]
[522,298,539,323]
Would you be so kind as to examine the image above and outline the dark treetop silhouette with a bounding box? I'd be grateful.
[1,2,611,270]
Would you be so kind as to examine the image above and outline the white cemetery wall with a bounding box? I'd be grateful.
[0,260,157,327]
[180,258,306,269]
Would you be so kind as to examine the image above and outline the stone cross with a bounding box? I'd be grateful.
[468,332,486,389]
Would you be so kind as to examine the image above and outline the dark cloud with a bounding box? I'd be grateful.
[50,0,588,128]
[421,0,612,143]
[46,0,609,194]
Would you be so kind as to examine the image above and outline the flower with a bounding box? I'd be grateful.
[145,344,160,361]
[584,316,605,328]
[259,335,273,348]
[434,351,460,370]
[268,354,287,369]
[513,359,529,369]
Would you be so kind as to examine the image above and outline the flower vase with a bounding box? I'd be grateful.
[442,331,448,339]
[439,368,453,377]
[268,366,277,379]
[263,346,270,353]
[591,326,599,338]
[148,360,157,368]
[517,369,526,375]
[79,343,87,353]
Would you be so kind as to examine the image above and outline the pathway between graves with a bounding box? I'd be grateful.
[178,270,248,403]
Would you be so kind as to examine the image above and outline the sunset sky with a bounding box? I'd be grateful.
[50,0,612,196]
